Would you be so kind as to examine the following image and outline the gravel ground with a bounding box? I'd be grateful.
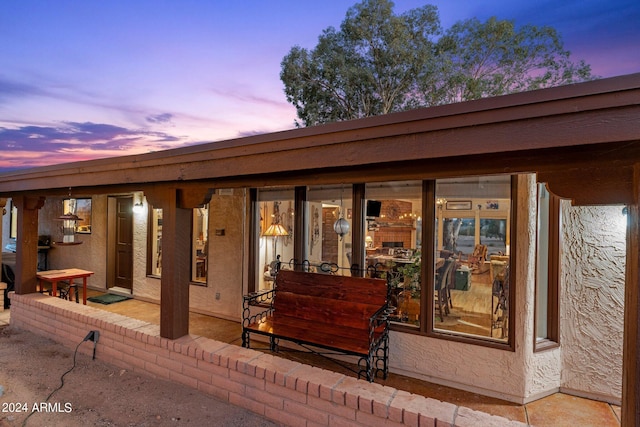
[0,323,277,427]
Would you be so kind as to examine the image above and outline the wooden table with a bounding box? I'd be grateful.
[37,268,94,305]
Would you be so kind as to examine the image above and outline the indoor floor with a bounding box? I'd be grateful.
[2,289,621,426]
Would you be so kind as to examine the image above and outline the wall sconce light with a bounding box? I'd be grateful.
[132,193,145,214]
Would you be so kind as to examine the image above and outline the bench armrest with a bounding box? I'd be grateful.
[242,289,275,327]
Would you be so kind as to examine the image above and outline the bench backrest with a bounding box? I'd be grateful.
[273,270,388,330]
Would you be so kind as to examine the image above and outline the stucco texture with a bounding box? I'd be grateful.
[560,204,625,402]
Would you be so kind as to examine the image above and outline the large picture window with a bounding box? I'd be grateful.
[249,175,516,347]
[256,188,295,291]
[305,184,353,274]
[365,181,422,327]
[433,176,512,343]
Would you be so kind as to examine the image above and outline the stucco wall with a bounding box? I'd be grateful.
[560,204,625,403]
[131,190,246,321]
[37,196,107,291]
[390,175,544,403]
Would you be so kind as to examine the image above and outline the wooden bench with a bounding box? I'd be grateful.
[242,269,392,382]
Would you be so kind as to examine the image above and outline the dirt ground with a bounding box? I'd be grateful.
[0,324,277,427]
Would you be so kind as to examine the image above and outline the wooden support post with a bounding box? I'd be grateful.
[622,165,640,426]
[161,200,192,339]
[294,186,306,268]
[145,185,212,340]
[12,196,45,295]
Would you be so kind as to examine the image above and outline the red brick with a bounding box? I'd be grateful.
[229,369,265,391]
[265,380,308,404]
[198,381,229,402]
[285,399,329,425]
[307,395,357,422]
[229,392,266,416]
[196,359,230,378]
[245,385,285,410]
[264,405,306,427]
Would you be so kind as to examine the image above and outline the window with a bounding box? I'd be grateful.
[146,204,209,284]
[256,188,295,291]
[434,175,513,343]
[148,208,163,276]
[192,206,209,284]
[535,183,560,350]
[305,184,353,274]
[365,181,422,327]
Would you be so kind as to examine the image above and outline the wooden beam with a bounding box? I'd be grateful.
[0,74,638,196]
[622,164,640,426]
[177,187,214,209]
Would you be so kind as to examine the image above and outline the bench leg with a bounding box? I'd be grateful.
[381,333,390,379]
[241,330,250,348]
[269,336,279,352]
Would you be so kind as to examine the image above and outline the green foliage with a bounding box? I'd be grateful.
[280,0,595,126]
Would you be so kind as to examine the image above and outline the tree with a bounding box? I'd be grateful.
[428,17,594,104]
[280,0,441,126]
[281,0,594,127]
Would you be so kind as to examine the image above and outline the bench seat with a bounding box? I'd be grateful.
[242,269,391,382]
[245,313,385,356]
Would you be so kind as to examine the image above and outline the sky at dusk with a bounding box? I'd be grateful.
[1,0,639,172]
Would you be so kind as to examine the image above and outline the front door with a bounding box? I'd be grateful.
[108,196,133,291]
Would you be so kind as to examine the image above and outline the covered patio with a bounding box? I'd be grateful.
[1,73,639,425]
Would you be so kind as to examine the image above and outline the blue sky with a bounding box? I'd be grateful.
[1,0,638,172]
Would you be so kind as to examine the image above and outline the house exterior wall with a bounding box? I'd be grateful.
[1,177,626,404]
[560,204,625,403]
[9,292,527,427]
[36,196,108,291]
[390,175,547,403]
[131,190,246,321]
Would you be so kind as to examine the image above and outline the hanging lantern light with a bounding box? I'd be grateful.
[333,216,350,238]
[59,212,83,244]
[56,188,83,245]
[333,184,350,239]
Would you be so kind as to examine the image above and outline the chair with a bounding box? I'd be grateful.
[2,263,15,309]
[434,258,456,321]
[462,244,488,273]
[37,278,79,303]
[57,281,79,303]
[491,265,509,338]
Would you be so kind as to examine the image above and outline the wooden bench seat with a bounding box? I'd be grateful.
[242,269,392,382]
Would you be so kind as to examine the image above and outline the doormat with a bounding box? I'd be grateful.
[87,294,132,305]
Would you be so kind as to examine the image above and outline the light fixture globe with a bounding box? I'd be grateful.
[333,217,350,237]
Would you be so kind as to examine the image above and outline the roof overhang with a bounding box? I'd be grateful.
[0,73,639,205]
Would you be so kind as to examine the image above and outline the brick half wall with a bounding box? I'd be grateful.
[8,293,525,427]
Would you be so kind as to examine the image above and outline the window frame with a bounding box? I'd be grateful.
[248,174,519,350]
[424,175,517,351]
[146,206,163,278]
[534,183,561,352]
